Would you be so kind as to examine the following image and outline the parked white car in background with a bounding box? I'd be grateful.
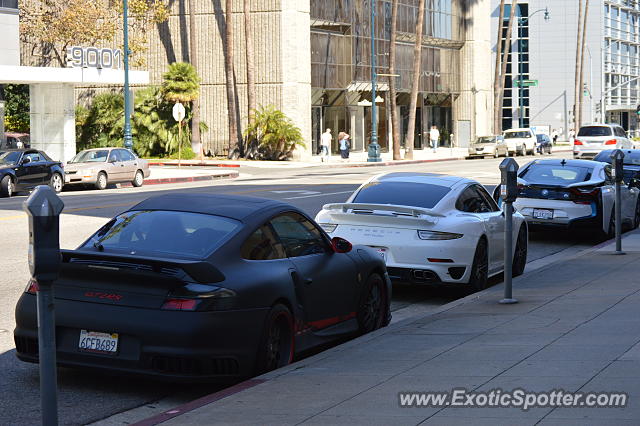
[573,124,634,159]
[503,128,537,156]
[315,173,528,292]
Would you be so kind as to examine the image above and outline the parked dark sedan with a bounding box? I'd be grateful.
[14,194,391,381]
[594,149,640,184]
[0,149,64,197]
[536,134,553,154]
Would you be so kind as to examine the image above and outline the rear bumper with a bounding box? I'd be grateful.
[514,198,601,230]
[14,294,269,382]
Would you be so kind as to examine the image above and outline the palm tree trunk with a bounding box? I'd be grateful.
[225,0,239,159]
[493,0,506,134]
[188,0,202,160]
[405,0,425,160]
[578,0,590,129]
[244,0,256,127]
[498,1,517,132]
[574,0,584,133]
[389,0,400,160]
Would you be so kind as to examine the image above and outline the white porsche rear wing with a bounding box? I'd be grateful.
[321,203,443,227]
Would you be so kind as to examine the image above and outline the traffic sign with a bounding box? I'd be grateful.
[172,102,186,122]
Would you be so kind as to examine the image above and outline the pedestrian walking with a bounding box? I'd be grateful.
[338,131,350,161]
[429,125,440,153]
[569,128,575,144]
[320,128,332,162]
[552,129,558,145]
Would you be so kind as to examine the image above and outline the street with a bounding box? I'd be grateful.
[0,154,602,425]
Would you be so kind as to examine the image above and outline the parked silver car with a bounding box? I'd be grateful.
[64,148,150,190]
[573,123,634,159]
[467,136,508,158]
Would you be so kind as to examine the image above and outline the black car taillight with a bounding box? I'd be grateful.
[569,187,600,205]
[161,298,200,311]
[162,284,236,311]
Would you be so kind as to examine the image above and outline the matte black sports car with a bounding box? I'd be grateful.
[594,149,640,184]
[0,149,64,197]
[14,194,391,381]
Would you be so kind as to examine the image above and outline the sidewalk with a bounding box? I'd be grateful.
[117,166,238,187]
[136,232,640,425]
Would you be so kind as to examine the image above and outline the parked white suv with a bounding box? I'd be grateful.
[574,123,634,159]
[503,128,537,156]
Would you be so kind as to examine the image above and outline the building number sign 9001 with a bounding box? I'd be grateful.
[66,46,122,70]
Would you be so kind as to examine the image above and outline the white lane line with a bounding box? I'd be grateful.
[283,190,354,200]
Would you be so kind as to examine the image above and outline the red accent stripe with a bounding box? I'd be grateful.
[306,311,356,330]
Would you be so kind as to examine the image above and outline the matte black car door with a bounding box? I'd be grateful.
[269,212,359,330]
[15,152,43,188]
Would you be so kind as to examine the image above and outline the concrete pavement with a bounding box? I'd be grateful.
[134,232,640,425]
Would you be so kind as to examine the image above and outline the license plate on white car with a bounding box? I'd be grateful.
[78,330,119,354]
[532,209,554,220]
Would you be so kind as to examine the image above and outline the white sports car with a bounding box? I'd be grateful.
[315,173,528,292]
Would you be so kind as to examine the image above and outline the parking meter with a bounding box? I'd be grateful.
[498,158,519,305]
[22,185,64,426]
[610,150,625,254]
[499,158,520,202]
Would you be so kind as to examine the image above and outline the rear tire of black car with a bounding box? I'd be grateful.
[357,273,385,334]
[132,170,144,187]
[255,304,294,375]
[50,173,63,193]
[95,172,108,190]
[469,238,489,292]
[0,175,13,198]
[634,201,640,229]
[513,226,528,277]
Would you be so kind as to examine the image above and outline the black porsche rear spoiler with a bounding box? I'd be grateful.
[60,249,225,283]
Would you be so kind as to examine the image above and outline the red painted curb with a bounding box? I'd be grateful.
[116,172,238,188]
[147,161,241,168]
[132,379,266,426]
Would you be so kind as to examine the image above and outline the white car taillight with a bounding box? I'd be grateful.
[417,230,463,240]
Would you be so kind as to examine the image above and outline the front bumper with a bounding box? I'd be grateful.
[64,173,97,185]
[14,294,269,382]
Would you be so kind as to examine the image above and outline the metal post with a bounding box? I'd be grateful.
[563,90,568,141]
[611,149,625,255]
[615,180,622,252]
[178,121,182,168]
[501,202,516,303]
[518,19,524,129]
[123,0,133,150]
[367,0,381,162]
[37,281,58,426]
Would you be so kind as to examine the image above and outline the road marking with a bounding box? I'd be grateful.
[283,190,354,200]
[272,190,322,196]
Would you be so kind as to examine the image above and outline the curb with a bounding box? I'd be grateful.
[147,161,240,168]
[115,171,239,188]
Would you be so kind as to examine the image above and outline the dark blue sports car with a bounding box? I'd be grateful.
[0,149,64,197]
[14,194,391,381]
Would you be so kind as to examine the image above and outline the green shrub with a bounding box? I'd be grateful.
[244,105,305,160]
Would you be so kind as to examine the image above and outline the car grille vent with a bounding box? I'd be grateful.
[15,336,39,356]
[352,209,374,215]
[68,259,182,277]
[147,355,239,376]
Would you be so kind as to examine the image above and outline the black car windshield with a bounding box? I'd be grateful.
[84,210,242,258]
[520,164,593,185]
[594,150,640,166]
[578,126,612,137]
[352,181,451,209]
[70,150,109,163]
[504,131,530,139]
[0,151,21,165]
[475,137,496,144]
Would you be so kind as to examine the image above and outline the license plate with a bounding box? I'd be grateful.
[532,209,554,219]
[79,330,119,354]
[373,247,387,262]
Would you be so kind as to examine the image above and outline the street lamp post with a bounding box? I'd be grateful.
[367,0,381,162]
[123,0,133,151]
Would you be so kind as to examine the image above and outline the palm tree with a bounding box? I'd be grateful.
[574,0,584,132]
[405,0,426,160]
[578,0,590,130]
[498,0,518,132]
[493,0,506,134]
[244,0,256,127]
[224,0,240,158]
[389,0,401,160]
[188,0,201,159]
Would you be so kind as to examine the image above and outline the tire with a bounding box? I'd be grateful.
[50,173,63,193]
[634,201,640,230]
[357,273,386,334]
[512,226,528,277]
[468,238,489,292]
[254,304,294,375]
[0,175,13,198]
[517,146,525,156]
[132,170,144,187]
[95,172,108,190]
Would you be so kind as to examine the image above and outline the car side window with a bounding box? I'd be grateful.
[241,226,286,260]
[456,186,493,213]
[108,150,120,162]
[24,152,41,163]
[614,127,624,137]
[475,185,500,212]
[269,212,328,258]
[119,149,135,161]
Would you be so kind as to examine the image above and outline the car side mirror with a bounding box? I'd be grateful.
[331,237,352,253]
[22,157,31,164]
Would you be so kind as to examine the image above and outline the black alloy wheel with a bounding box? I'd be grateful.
[512,226,528,277]
[255,304,294,375]
[469,238,489,292]
[357,273,385,334]
[0,175,13,198]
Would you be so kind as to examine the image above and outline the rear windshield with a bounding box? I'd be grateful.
[504,131,531,139]
[84,210,241,258]
[578,126,612,137]
[520,164,593,185]
[352,182,451,209]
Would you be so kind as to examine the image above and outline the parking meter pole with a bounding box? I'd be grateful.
[37,281,58,426]
[499,158,519,304]
[611,149,625,255]
[615,181,623,253]
[23,186,64,426]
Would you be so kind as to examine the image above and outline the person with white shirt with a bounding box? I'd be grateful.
[320,128,332,162]
[429,125,440,153]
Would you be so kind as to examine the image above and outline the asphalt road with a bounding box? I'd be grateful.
[0,152,602,425]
